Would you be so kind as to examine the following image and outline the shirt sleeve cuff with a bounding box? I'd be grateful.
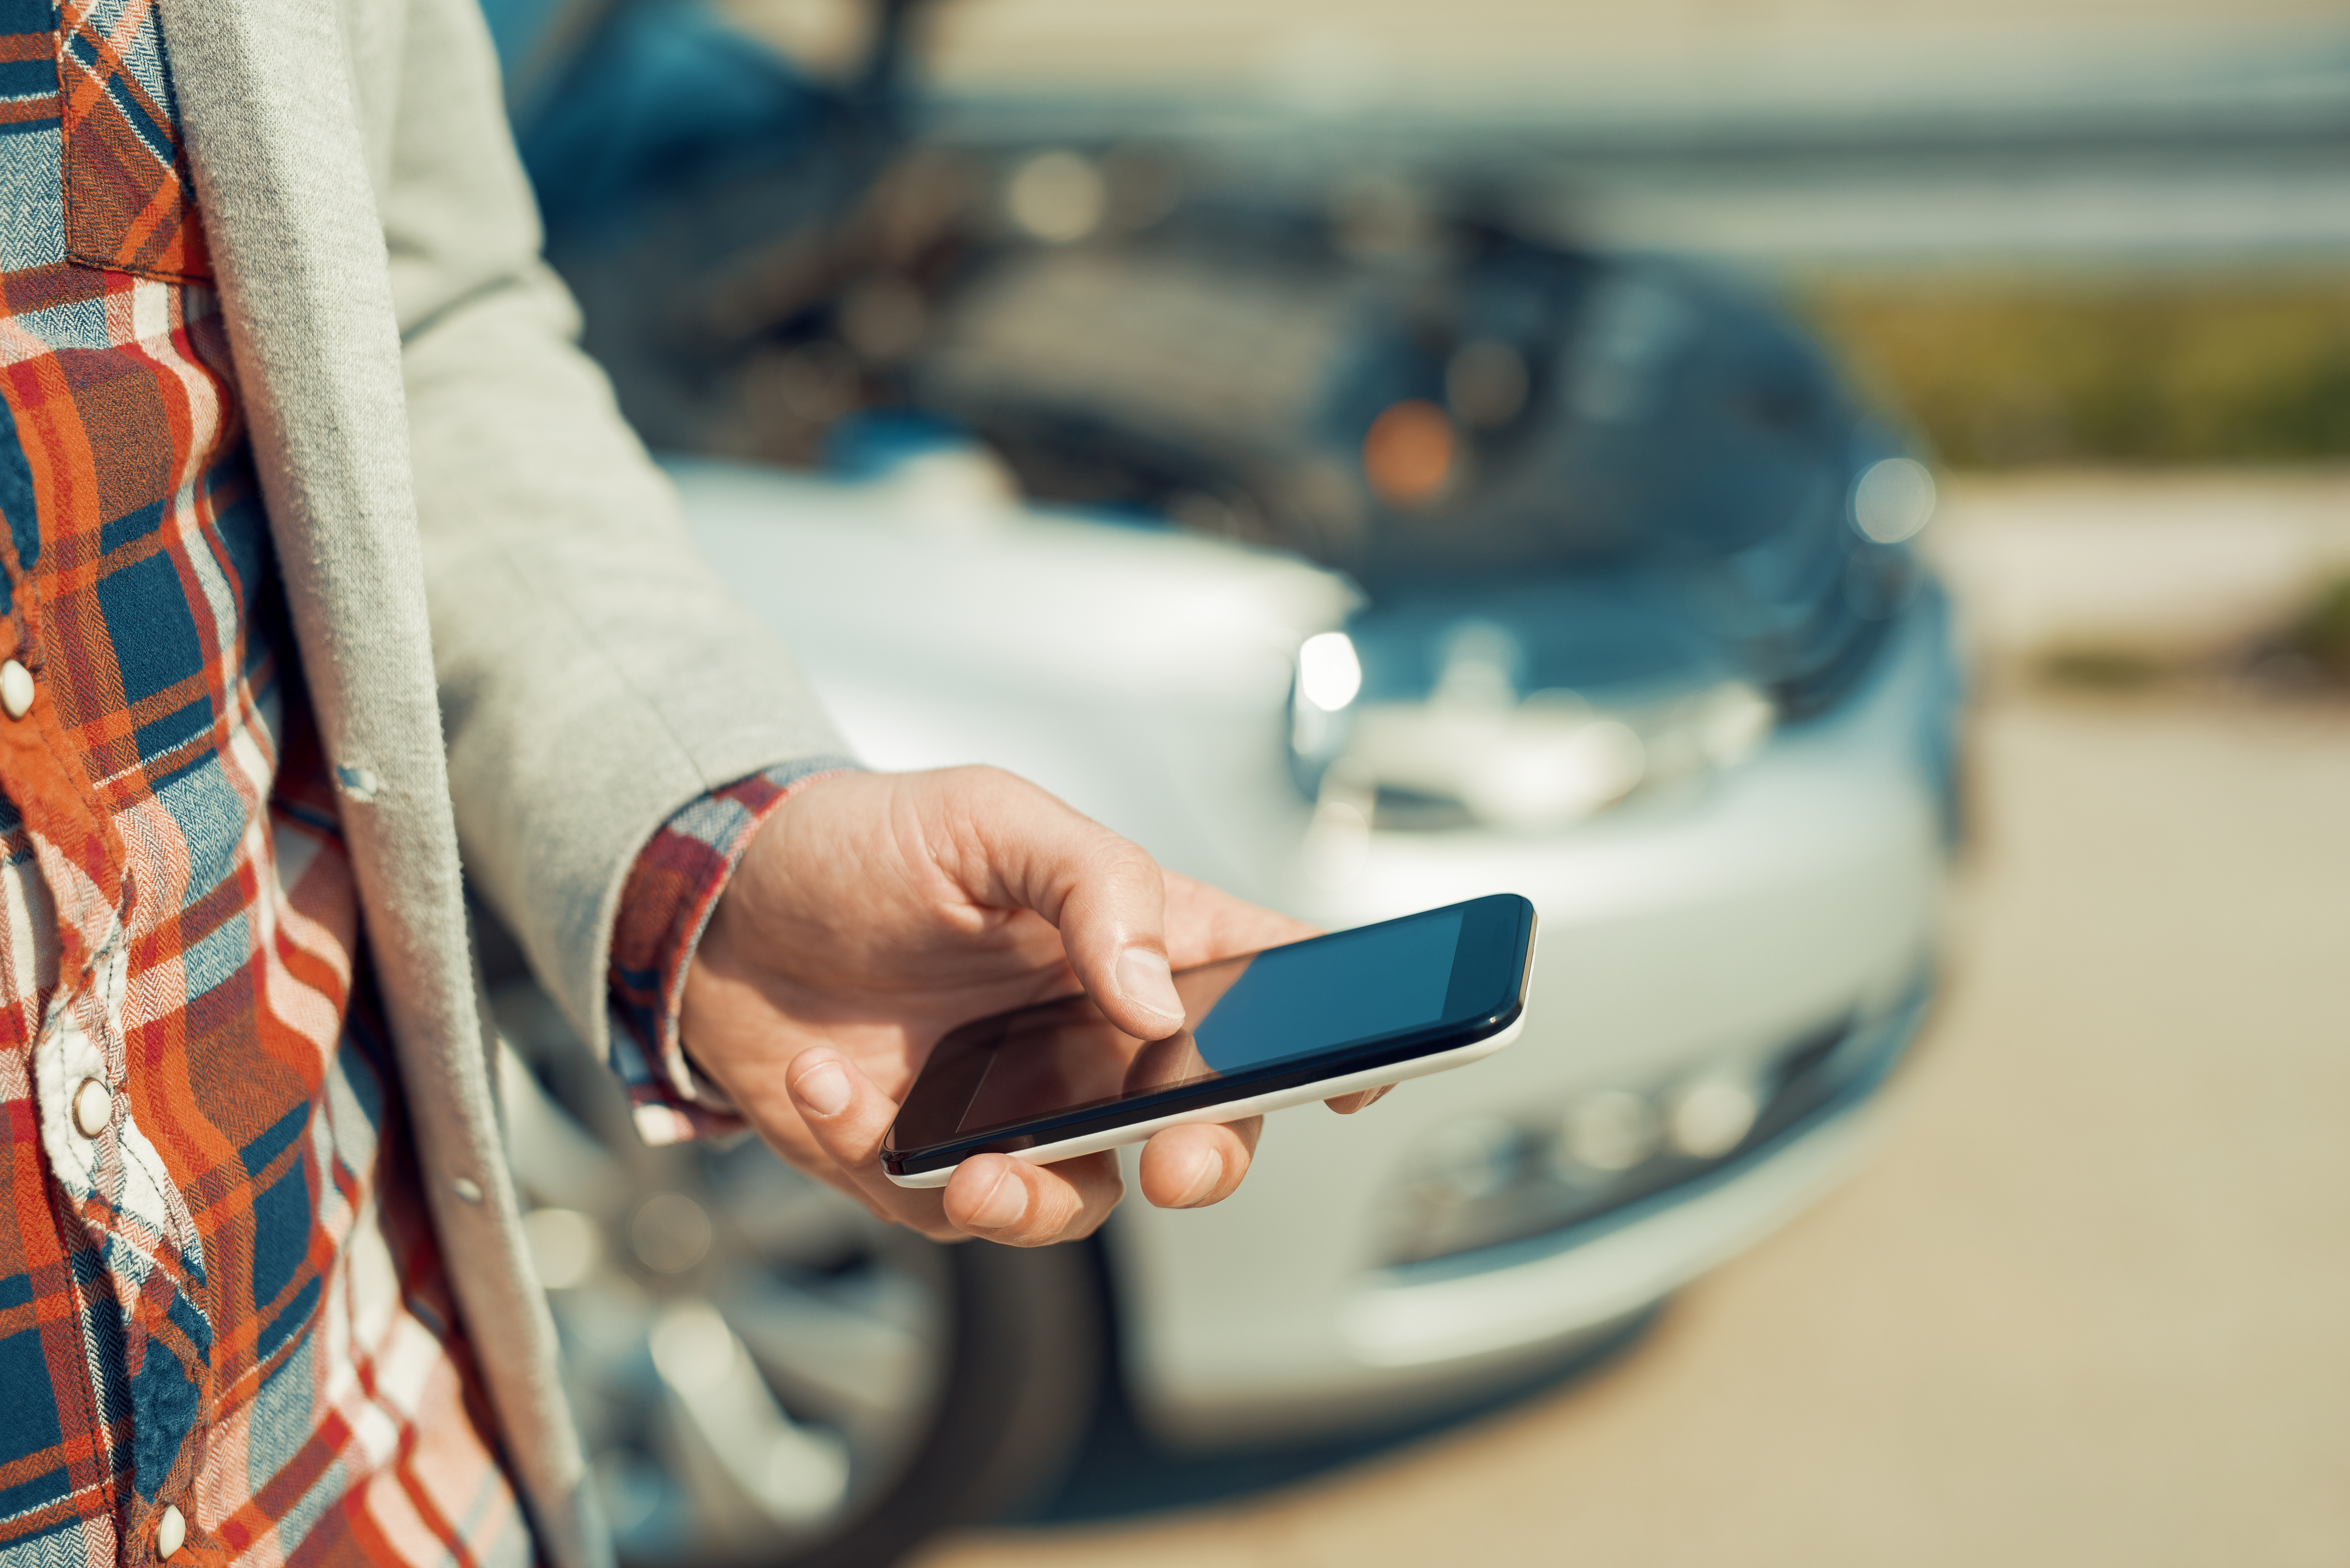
[606,758,857,1146]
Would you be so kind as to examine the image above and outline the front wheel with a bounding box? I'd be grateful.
[490,980,1101,1567]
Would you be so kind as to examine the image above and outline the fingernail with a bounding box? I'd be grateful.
[968,1168,1027,1229]
[1116,948,1184,1025]
[792,1059,852,1117]
[1178,1149,1225,1208]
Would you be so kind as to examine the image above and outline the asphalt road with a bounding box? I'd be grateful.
[915,684,2350,1567]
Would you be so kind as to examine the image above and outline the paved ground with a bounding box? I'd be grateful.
[913,0,2343,102]
[737,2,2350,270]
[914,531,2350,1564]
[1927,470,2350,665]
[739,0,2346,128]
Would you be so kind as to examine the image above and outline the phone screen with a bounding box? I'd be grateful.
[892,900,1510,1156]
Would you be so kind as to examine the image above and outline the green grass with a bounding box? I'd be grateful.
[1795,277,2350,469]
[2034,645,2177,692]
[2282,575,2350,683]
[2031,578,2350,697]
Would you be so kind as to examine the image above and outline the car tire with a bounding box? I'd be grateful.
[485,971,1101,1568]
[775,1237,1102,1568]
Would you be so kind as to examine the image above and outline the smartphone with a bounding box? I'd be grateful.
[882,892,1537,1187]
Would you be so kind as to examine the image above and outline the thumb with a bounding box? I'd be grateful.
[947,768,1188,1040]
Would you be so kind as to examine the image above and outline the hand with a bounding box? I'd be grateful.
[677,766,1390,1246]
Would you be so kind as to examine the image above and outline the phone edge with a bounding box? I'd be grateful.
[881,1011,1529,1190]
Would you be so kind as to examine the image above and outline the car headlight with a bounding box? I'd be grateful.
[1290,620,1776,842]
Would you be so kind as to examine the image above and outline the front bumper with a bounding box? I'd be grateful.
[1339,982,1924,1369]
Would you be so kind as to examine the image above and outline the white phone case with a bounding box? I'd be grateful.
[883,1012,1527,1189]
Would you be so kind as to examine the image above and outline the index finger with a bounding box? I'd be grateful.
[936,768,1191,1044]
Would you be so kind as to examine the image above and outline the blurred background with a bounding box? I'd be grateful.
[471,1,2350,1564]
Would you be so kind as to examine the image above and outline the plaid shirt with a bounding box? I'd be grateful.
[0,2,798,1560]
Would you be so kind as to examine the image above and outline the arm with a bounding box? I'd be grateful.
[379,0,1386,1244]
[380,0,852,1067]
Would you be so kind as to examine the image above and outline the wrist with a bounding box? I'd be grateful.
[607,761,858,1134]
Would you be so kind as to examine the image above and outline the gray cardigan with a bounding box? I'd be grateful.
[169,1,846,1561]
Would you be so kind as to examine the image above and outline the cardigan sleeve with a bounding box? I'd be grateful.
[605,763,850,1145]
[377,0,858,1080]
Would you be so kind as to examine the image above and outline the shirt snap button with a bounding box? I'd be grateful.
[70,1078,111,1139]
[0,659,32,720]
[156,1503,186,1559]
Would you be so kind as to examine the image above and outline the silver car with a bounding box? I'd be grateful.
[485,411,1960,1563]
